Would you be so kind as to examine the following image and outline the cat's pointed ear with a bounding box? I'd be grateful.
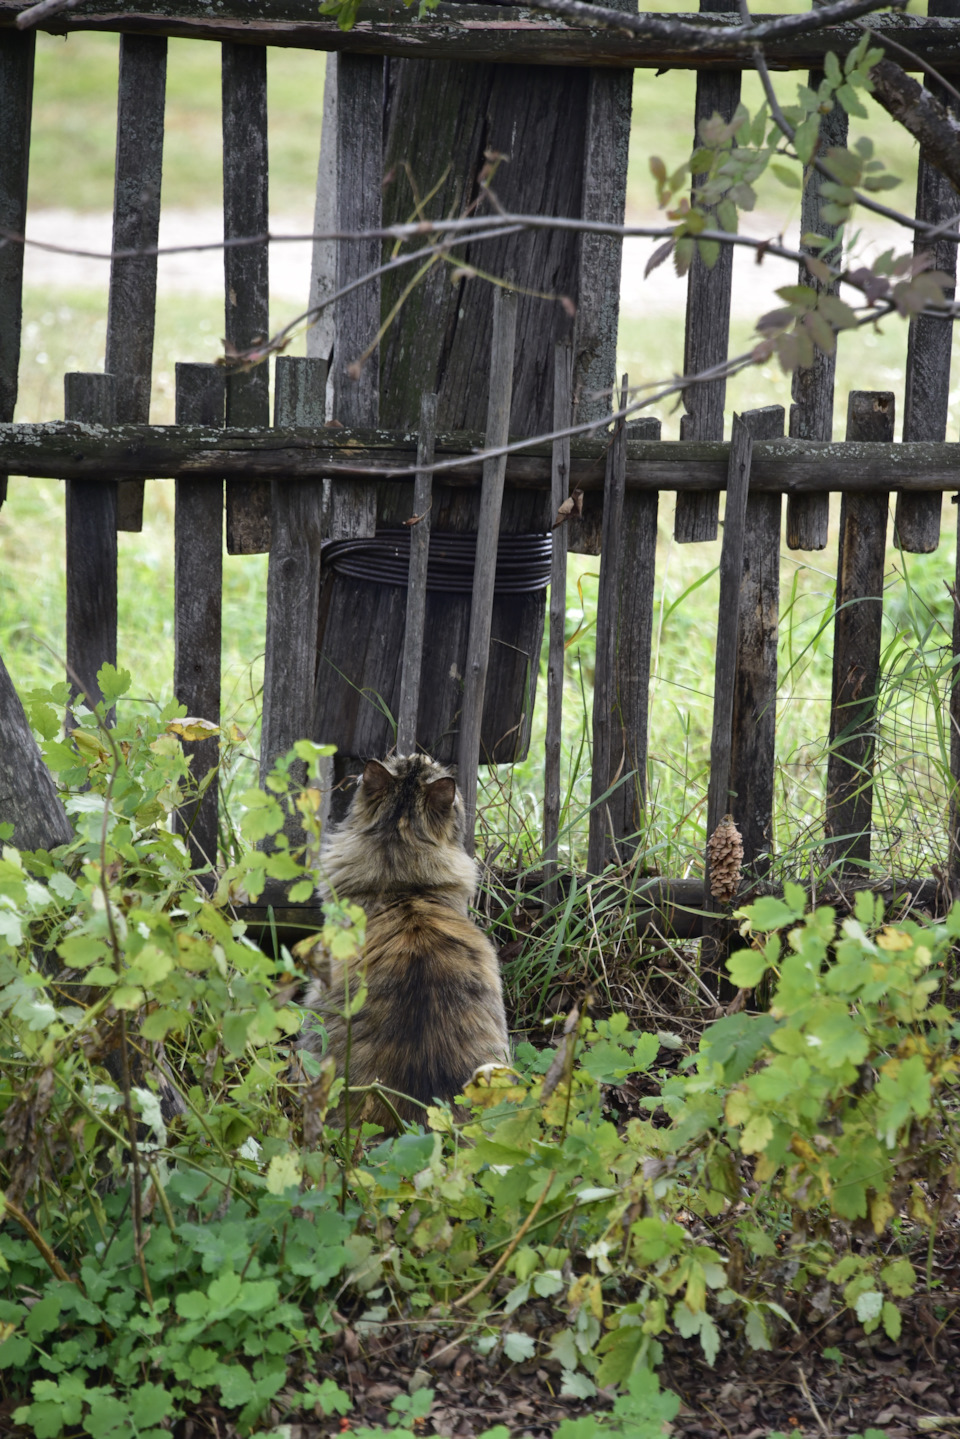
[425,776,457,815]
[362,760,392,796]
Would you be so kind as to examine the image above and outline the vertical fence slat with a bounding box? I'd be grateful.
[604,415,660,860]
[260,358,327,853]
[458,286,518,853]
[64,373,118,714]
[396,391,437,755]
[173,363,225,872]
[329,52,382,539]
[0,28,34,510]
[729,404,784,883]
[573,39,631,434]
[674,0,740,545]
[587,377,630,875]
[544,342,574,907]
[222,42,270,556]
[108,34,167,534]
[825,391,893,876]
[786,61,847,552]
[702,412,753,996]
[950,511,960,885]
[896,0,960,555]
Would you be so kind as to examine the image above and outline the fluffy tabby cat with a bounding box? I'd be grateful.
[303,753,510,1130]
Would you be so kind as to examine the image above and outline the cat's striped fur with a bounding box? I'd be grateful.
[303,754,509,1130]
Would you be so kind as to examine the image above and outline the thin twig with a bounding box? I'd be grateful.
[16,0,88,28]
[2,1196,79,1286]
[453,1170,558,1308]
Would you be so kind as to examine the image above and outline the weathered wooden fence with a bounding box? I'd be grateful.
[2,0,960,984]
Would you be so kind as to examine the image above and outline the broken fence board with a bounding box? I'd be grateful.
[173,362,225,872]
[825,390,893,876]
[458,286,518,854]
[64,373,118,715]
[396,391,437,755]
[544,341,574,908]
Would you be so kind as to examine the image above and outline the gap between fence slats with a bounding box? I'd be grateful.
[329,52,382,539]
[825,390,893,877]
[173,362,225,874]
[896,0,960,555]
[787,47,847,552]
[222,41,271,554]
[543,342,573,909]
[260,357,327,859]
[108,33,166,533]
[587,375,629,876]
[64,373,118,718]
[459,286,518,855]
[0,27,34,511]
[675,0,739,545]
[396,391,437,755]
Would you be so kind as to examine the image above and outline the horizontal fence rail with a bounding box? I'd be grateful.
[4,2,960,70]
[4,424,960,491]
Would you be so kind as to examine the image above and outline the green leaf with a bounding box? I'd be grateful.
[881,1300,902,1341]
[771,162,800,190]
[824,50,842,85]
[503,1331,536,1363]
[287,879,315,903]
[742,895,804,930]
[794,114,820,166]
[726,949,769,988]
[24,1292,62,1341]
[96,663,132,706]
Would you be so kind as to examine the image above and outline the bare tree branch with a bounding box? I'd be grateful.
[15,0,87,28]
[521,0,905,47]
[870,56,960,194]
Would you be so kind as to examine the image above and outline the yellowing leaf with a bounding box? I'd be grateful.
[876,926,912,952]
[266,1150,303,1194]
[724,1088,751,1129]
[869,1193,895,1236]
[167,717,221,742]
[740,1114,774,1155]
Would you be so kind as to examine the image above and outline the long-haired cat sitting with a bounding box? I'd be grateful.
[302,753,510,1131]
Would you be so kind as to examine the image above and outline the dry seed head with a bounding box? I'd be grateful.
[708,812,743,905]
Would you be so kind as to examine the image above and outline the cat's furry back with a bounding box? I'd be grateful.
[304,754,509,1130]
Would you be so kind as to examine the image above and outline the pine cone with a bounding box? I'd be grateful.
[708,813,743,905]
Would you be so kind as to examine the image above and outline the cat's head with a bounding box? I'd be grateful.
[349,753,467,852]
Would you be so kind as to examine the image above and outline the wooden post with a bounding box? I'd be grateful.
[787,44,848,551]
[329,52,382,539]
[544,342,574,908]
[260,358,327,847]
[458,286,518,854]
[0,28,34,510]
[587,376,629,876]
[108,34,166,533]
[675,0,740,545]
[64,373,118,715]
[396,391,437,754]
[896,0,960,556]
[729,405,784,882]
[825,391,893,877]
[606,415,660,859]
[222,42,270,555]
[173,363,225,872]
[0,653,73,852]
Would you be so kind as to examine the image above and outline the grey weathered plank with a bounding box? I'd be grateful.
[173,363,225,871]
[9,1,960,72]
[587,376,630,875]
[107,33,166,533]
[0,651,74,850]
[675,0,740,545]
[329,52,382,538]
[10,424,960,491]
[705,411,754,846]
[261,357,326,832]
[825,391,893,876]
[222,41,270,555]
[729,404,784,881]
[543,342,573,909]
[64,373,118,714]
[458,286,518,853]
[951,524,960,886]
[896,0,960,555]
[603,414,660,860]
[786,55,847,552]
[396,391,437,755]
[0,27,34,509]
